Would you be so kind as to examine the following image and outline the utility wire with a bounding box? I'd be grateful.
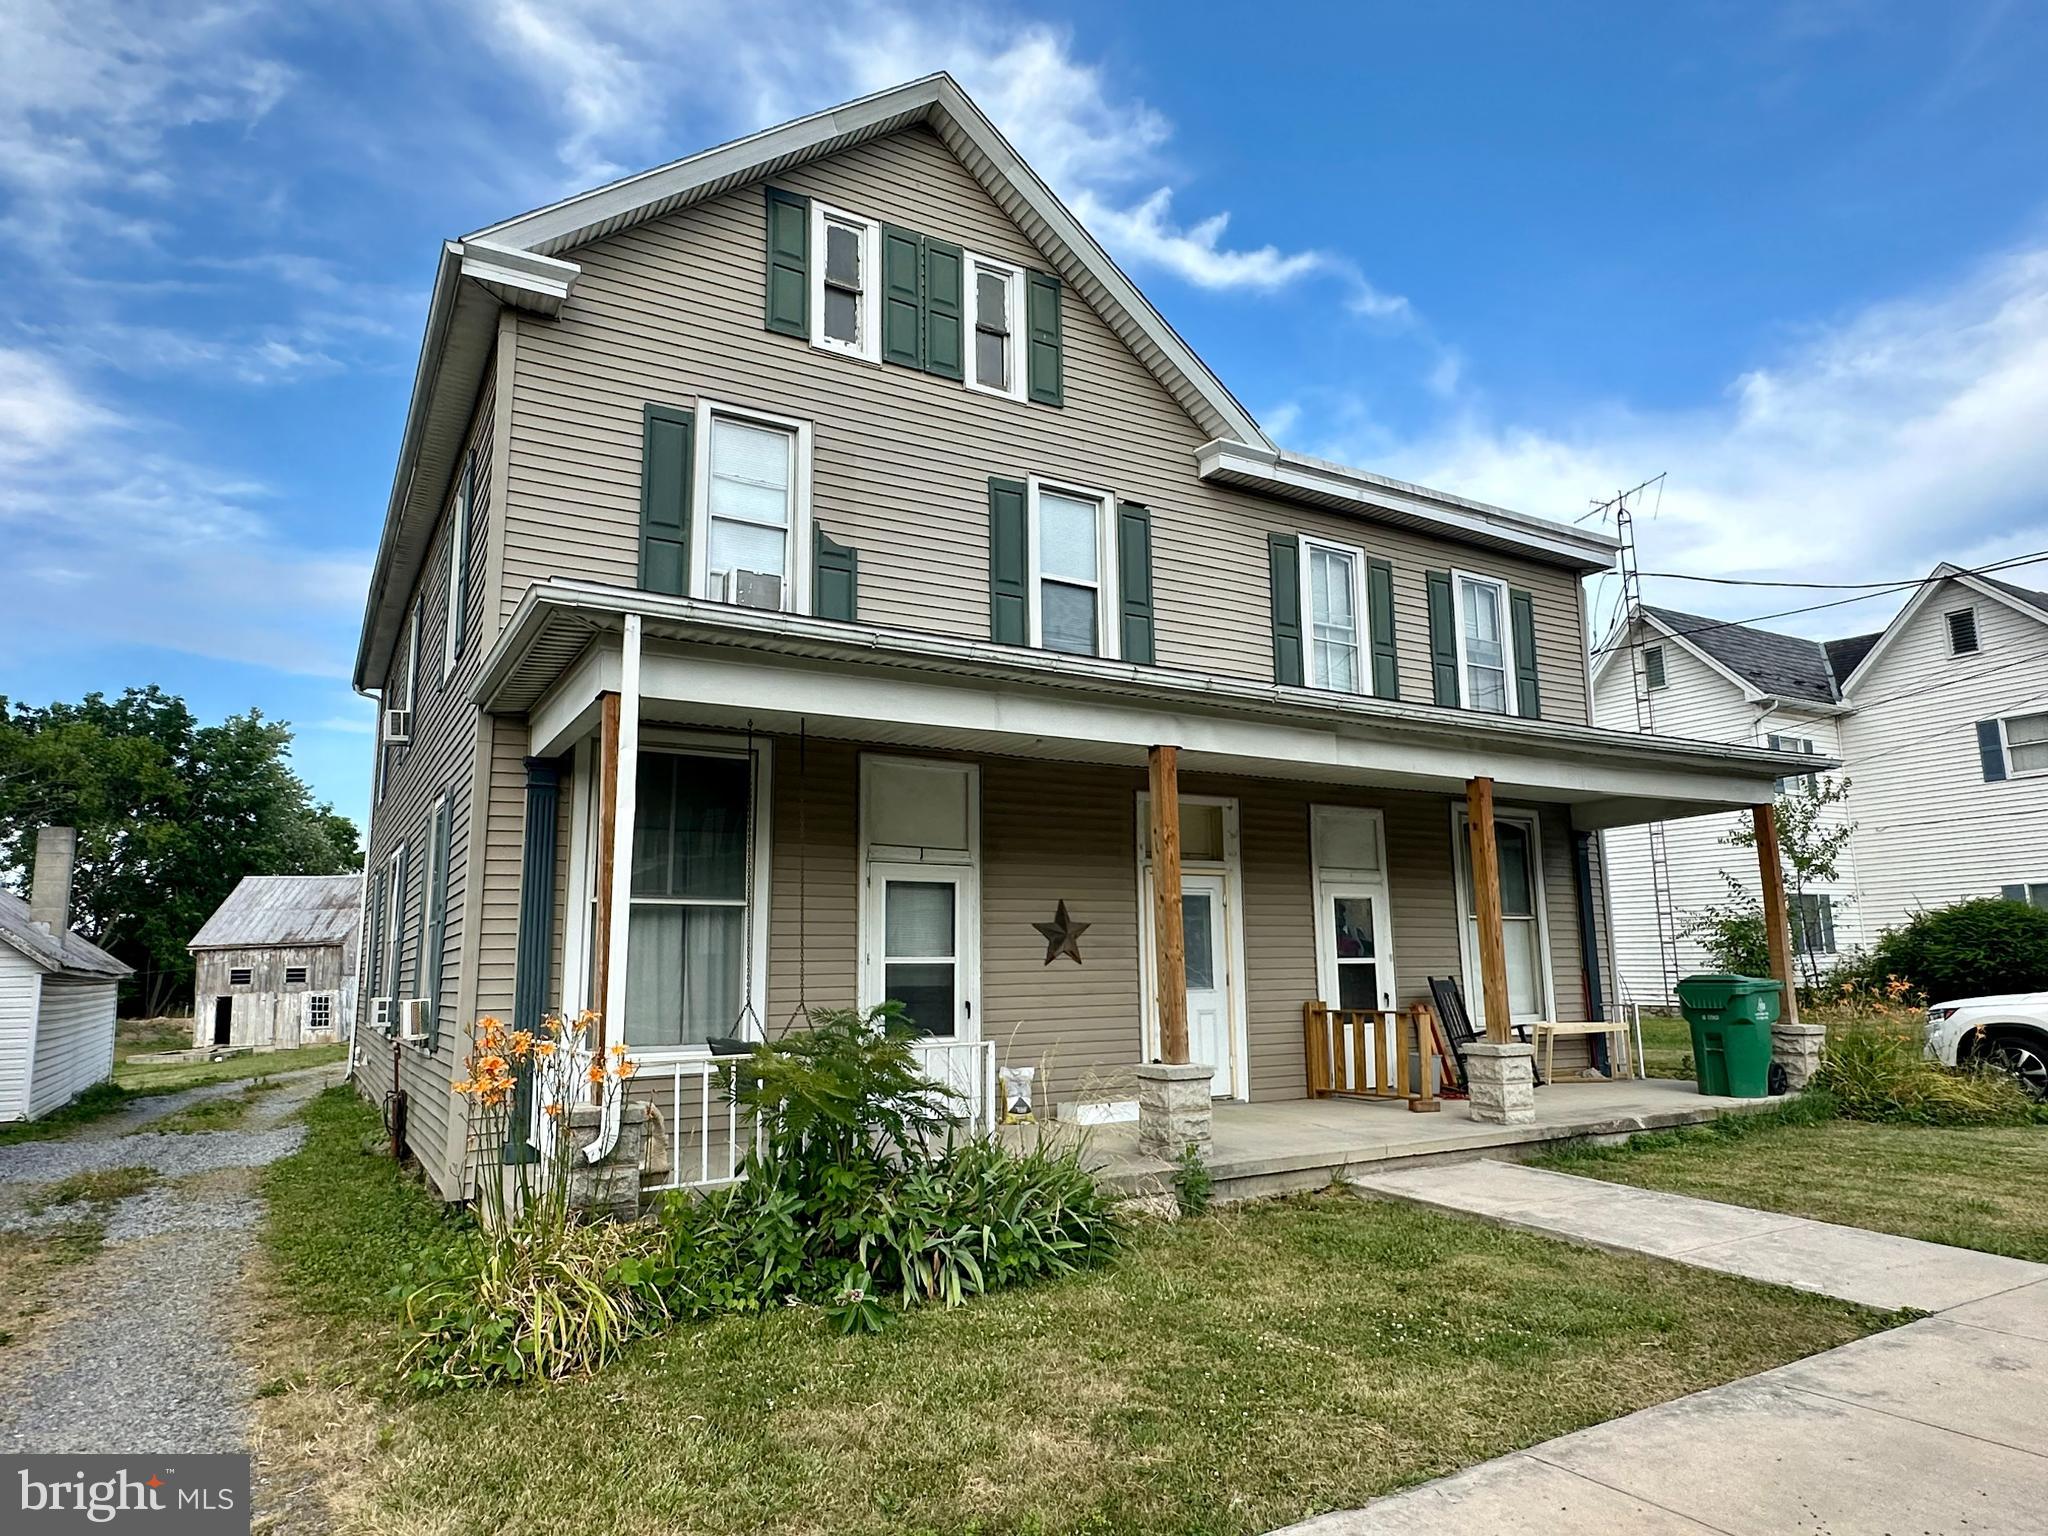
[1639,550,2048,590]
[1592,550,2048,658]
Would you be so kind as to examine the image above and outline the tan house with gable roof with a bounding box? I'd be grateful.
[349,74,1814,1202]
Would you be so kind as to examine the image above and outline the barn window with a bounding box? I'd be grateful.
[308,994,333,1031]
[285,966,308,985]
[229,967,253,986]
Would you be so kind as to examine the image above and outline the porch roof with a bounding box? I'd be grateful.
[477,581,1833,831]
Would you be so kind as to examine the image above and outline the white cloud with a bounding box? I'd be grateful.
[0,347,369,677]
[1324,241,2048,633]
[464,1,1389,305]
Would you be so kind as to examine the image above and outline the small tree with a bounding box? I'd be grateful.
[1681,876,1772,976]
[1720,774,1856,987]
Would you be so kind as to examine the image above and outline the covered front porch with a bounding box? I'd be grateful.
[476,581,1822,1181]
[1038,1076,1774,1202]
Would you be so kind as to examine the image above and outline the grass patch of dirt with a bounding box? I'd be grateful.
[1536,1102,2048,1262]
[116,1017,196,1061]
[25,1165,157,1214]
[0,1221,105,1352]
[250,1087,1903,1536]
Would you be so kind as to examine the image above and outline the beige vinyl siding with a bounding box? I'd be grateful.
[357,365,497,1201]
[28,976,118,1118]
[500,125,1592,722]
[766,738,860,1028]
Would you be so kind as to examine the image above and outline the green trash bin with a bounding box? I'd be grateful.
[1674,974,1783,1097]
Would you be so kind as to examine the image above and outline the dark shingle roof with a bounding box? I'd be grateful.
[0,889,130,979]
[1642,606,1839,703]
[1823,632,1882,683]
[1982,573,2048,622]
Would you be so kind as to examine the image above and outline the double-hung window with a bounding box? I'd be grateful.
[691,402,811,614]
[1792,893,1837,956]
[811,203,878,360]
[1300,537,1367,693]
[2004,711,2048,776]
[1452,571,1515,715]
[1027,477,1117,658]
[966,256,1023,399]
[624,748,763,1051]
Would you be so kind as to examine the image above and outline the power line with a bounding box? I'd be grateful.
[1639,550,2048,591]
[1593,550,2048,658]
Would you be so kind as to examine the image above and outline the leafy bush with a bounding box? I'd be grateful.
[1867,898,2048,1004]
[1815,1024,2045,1127]
[1171,1143,1212,1216]
[651,1003,1121,1333]
[1681,891,1771,978]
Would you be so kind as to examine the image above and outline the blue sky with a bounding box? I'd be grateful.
[6,0,2048,837]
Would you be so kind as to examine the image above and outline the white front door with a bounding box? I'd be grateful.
[1177,873,1233,1097]
[863,862,983,1117]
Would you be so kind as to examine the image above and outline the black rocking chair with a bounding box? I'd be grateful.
[1428,976,1545,1088]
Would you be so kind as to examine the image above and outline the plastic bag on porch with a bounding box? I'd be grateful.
[1000,1065,1037,1124]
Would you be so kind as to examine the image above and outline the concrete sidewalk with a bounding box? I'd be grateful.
[1276,1161,2048,1534]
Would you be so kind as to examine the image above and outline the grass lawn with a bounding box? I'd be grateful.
[115,1016,196,1061]
[1536,1102,2048,1263]
[0,1043,345,1147]
[1637,1012,1693,1079]
[253,1089,1900,1536]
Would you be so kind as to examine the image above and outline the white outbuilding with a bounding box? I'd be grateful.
[0,828,129,1122]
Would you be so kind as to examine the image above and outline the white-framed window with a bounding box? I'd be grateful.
[1451,570,1516,715]
[1451,805,1553,1027]
[229,967,252,986]
[1026,475,1118,659]
[810,202,879,361]
[2003,711,2048,777]
[1310,805,1396,1020]
[1946,606,1980,656]
[442,451,472,682]
[307,993,333,1032]
[1299,536,1368,693]
[1792,893,1837,956]
[1644,645,1667,690]
[1768,733,1820,794]
[689,400,812,616]
[2000,882,2048,909]
[965,254,1025,400]
[858,755,981,1042]
[622,738,772,1054]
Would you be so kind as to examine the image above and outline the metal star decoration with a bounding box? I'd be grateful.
[1033,900,1090,966]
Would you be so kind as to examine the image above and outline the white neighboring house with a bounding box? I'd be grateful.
[1593,563,2048,1007]
[0,828,129,1122]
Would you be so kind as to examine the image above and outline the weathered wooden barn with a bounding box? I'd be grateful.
[1,827,129,1122]
[189,875,362,1050]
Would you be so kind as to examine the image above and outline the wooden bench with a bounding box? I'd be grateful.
[1530,1019,1638,1084]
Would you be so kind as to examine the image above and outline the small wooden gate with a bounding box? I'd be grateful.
[1302,1002,1440,1112]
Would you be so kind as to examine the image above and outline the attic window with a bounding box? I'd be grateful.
[811,204,877,361]
[229,967,253,986]
[1946,607,1980,656]
[285,966,308,985]
[1643,645,1667,689]
[966,256,1024,400]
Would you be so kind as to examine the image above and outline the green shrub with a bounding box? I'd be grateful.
[1681,892,1771,978]
[1867,898,2048,1004]
[1171,1143,1212,1216]
[1815,1025,2045,1127]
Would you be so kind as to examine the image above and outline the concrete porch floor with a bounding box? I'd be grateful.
[1010,1078,1773,1201]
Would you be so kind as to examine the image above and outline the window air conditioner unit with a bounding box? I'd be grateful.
[397,998,431,1043]
[721,568,783,611]
[384,708,412,744]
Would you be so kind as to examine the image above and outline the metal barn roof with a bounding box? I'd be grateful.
[188,875,363,952]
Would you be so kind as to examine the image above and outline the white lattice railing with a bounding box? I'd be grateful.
[637,1038,998,1194]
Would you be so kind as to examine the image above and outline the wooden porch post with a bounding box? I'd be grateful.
[1148,743,1188,1064]
[589,690,621,1051]
[1752,801,1801,1026]
[1466,776,1512,1043]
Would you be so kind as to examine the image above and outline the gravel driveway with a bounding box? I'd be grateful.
[0,1063,344,1454]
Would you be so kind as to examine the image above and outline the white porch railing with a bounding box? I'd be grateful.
[637,1037,998,1194]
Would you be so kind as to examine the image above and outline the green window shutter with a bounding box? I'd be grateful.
[1366,556,1399,700]
[881,225,925,368]
[1117,501,1155,664]
[639,403,694,596]
[814,527,859,622]
[424,795,451,1049]
[763,187,810,337]
[988,477,1029,645]
[1977,720,2008,782]
[1268,533,1303,686]
[1026,270,1064,405]
[1426,570,1459,706]
[368,867,386,997]
[1509,587,1542,718]
[924,239,965,380]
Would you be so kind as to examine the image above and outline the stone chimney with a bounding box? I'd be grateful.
[30,826,77,935]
